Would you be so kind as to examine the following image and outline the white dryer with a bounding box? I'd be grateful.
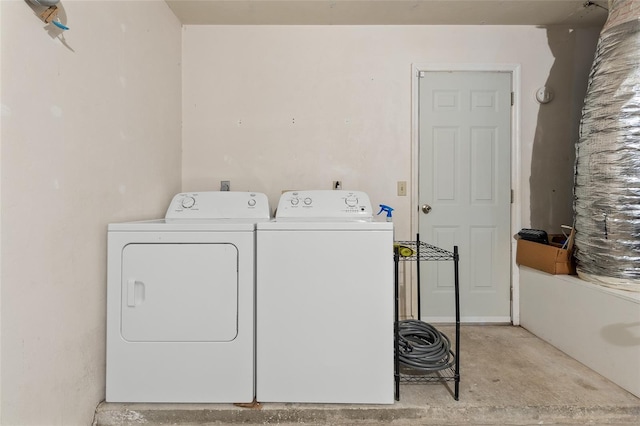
[106,191,270,403]
[256,190,394,404]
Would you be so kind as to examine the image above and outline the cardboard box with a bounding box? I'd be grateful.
[516,230,576,275]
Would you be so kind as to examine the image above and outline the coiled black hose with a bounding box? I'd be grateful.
[397,320,455,371]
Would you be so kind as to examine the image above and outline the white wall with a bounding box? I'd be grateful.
[182,25,600,240]
[0,1,181,424]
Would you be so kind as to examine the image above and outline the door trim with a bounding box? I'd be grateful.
[411,63,522,325]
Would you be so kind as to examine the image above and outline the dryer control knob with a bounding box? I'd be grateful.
[181,196,196,209]
[248,199,257,207]
[303,197,312,205]
[290,197,299,206]
[345,197,358,207]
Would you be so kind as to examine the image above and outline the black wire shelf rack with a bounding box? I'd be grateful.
[399,364,459,383]
[394,234,460,401]
[394,240,455,261]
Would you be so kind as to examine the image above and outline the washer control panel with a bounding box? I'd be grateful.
[165,191,271,219]
[276,190,372,220]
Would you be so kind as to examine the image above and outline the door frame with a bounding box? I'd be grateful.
[411,63,522,325]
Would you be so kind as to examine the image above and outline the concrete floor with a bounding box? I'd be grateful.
[94,325,640,425]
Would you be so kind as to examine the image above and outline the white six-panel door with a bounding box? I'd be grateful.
[419,71,512,323]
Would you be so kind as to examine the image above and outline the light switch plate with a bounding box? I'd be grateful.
[397,181,407,196]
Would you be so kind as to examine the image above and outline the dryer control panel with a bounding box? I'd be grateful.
[165,192,271,219]
[276,190,372,220]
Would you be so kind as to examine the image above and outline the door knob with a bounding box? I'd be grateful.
[421,204,432,214]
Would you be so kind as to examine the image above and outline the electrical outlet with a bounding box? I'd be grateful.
[397,181,407,196]
[221,180,230,191]
[333,181,342,190]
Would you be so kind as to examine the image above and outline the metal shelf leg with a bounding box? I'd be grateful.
[454,245,460,401]
[394,248,400,401]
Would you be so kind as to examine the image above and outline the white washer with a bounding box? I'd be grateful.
[106,191,270,403]
[256,190,394,404]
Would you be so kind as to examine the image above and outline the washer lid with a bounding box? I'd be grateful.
[275,190,373,221]
[257,220,393,231]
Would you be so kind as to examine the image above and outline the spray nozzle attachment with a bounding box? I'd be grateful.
[377,204,394,221]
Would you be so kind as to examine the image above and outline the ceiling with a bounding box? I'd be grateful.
[165,0,609,26]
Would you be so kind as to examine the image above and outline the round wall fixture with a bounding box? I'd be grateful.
[535,86,554,104]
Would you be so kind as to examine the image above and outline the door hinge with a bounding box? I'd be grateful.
[511,92,515,106]
[418,71,426,78]
[511,189,514,204]
[510,286,513,301]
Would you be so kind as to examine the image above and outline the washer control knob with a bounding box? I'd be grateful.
[345,197,358,207]
[248,199,257,207]
[290,197,299,206]
[303,197,312,205]
[181,196,196,209]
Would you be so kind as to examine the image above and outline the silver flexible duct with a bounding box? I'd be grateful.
[574,0,640,291]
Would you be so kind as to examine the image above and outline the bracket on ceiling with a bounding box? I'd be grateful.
[28,0,69,31]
